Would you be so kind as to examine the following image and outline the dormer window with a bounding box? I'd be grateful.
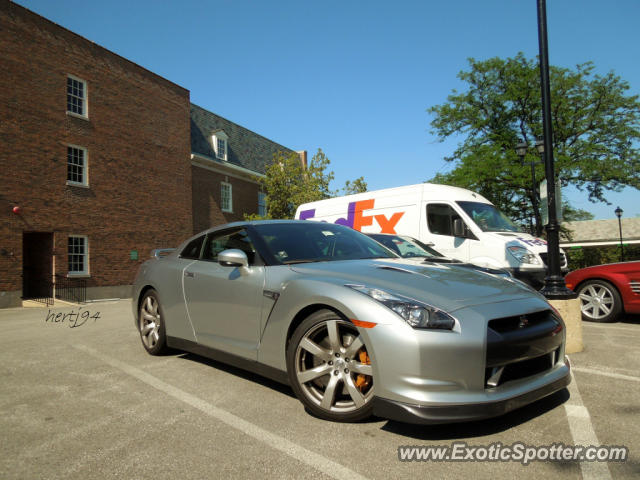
[212,131,228,161]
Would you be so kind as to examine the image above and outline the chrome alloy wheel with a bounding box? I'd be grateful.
[140,295,162,349]
[579,283,615,321]
[294,319,373,413]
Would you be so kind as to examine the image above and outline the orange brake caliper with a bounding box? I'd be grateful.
[355,349,371,391]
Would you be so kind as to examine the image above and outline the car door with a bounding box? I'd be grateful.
[182,228,264,360]
[424,202,471,262]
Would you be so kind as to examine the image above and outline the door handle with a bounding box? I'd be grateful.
[184,271,194,278]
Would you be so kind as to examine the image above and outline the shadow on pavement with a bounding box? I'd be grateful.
[163,348,575,434]
[619,313,640,325]
[174,351,297,399]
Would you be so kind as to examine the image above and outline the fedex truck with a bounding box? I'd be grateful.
[294,183,567,287]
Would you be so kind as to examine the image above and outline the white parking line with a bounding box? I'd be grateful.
[572,367,640,383]
[73,345,369,480]
[564,374,612,480]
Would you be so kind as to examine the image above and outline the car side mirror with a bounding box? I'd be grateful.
[453,218,466,238]
[218,249,249,267]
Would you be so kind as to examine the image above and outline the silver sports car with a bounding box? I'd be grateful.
[132,220,570,424]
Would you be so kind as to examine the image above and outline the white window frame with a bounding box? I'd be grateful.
[67,235,89,276]
[66,144,89,187]
[66,74,88,119]
[221,181,233,213]
[258,192,267,217]
[212,131,228,161]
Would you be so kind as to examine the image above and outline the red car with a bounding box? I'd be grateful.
[564,261,640,322]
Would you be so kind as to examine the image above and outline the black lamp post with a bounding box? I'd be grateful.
[536,0,575,299]
[615,206,624,262]
[515,139,543,236]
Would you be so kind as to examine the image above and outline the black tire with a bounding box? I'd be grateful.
[577,279,623,323]
[138,289,168,355]
[286,309,374,422]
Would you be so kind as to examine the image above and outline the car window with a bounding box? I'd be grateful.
[253,222,397,264]
[427,203,463,237]
[180,235,205,259]
[368,234,443,258]
[202,229,256,264]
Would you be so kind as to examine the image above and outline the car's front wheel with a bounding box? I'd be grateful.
[577,280,622,323]
[287,310,375,422]
[138,289,168,355]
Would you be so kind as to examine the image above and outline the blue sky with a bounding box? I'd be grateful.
[16,0,640,220]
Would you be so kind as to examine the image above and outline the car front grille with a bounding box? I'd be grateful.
[485,310,563,389]
[485,350,558,388]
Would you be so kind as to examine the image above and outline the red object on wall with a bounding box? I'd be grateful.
[12,206,21,214]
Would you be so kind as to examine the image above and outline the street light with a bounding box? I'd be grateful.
[515,139,543,236]
[536,0,575,299]
[615,206,624,262]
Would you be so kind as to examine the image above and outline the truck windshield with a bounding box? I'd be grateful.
[456,201,522,233]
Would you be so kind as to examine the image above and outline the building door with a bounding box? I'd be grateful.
[22,232,54,299]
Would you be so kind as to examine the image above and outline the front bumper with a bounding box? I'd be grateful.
[510,268,547,288]
[372,357,571,424]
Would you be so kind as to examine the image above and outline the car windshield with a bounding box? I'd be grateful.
[253,222,398,264]
[457,201,522,233]
[367,234,444,258]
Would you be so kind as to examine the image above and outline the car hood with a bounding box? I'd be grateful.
[402,257,510,276]
[289,258,542,313]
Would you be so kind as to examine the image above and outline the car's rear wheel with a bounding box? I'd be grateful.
[577,280,622,323]
[138,289,168,355]
[287,310,374,422]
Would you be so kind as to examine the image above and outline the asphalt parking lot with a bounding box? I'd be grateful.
[1,300,638,480]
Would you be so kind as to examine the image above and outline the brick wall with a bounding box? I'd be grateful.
[0,1,193,300]
[191,166,261,233]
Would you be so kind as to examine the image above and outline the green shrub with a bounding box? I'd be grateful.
[566,244,640,271]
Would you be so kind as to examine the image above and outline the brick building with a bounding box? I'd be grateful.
[0,1,297,308]
[190,104,296,232]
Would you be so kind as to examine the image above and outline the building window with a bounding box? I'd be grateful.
[216,138,227,160]
[67,75,87,117]
[221,182,232,213]
[212,131,228,161]
[68,236,89,275]
[67,145,88,186]
[258,192,267,217]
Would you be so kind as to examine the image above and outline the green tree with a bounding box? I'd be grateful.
[342,176,368,195]
[428,53,640,233]
[246,148,338,220]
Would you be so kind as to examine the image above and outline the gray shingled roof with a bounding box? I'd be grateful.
[561,217,640,245]
[190,104,294,175]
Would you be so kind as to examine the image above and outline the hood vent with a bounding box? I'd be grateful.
[376,265,419,275]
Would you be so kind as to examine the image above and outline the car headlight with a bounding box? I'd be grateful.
[346,285,456,330]
[507,246,540,265]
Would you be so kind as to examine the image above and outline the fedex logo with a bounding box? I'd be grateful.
[518,237,547,247]
[299,199,404,234]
